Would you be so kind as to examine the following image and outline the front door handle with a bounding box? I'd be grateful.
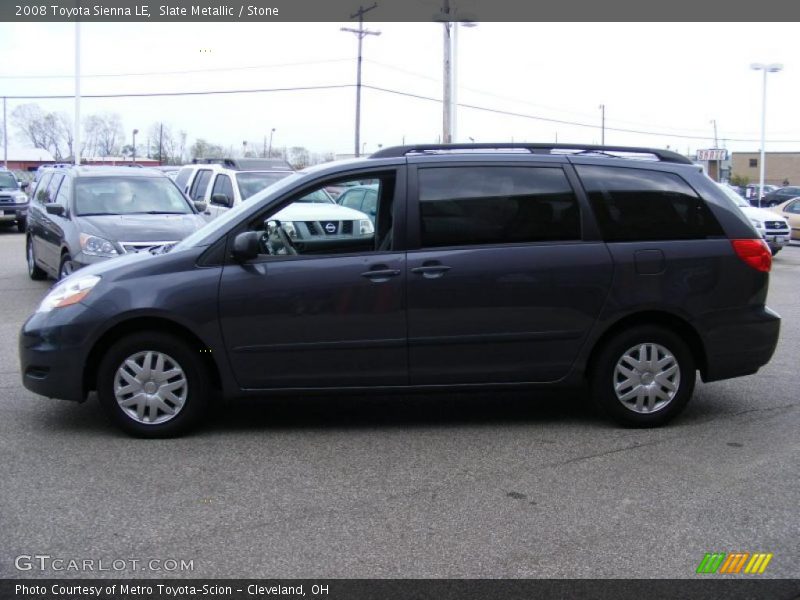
[411,264,452,279]
[361,267,400,282]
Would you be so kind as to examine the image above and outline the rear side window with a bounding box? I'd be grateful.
[418,166,581,248]
[576,165,724,242]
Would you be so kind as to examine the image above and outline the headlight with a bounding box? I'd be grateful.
[358,219,374,235]
[80,233,118,257]
[13,192,28,203]
[37,275,101,313]
[281,221,298,239]
[749,218,764,229]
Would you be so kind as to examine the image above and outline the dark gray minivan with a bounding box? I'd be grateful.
[19,144,781,437]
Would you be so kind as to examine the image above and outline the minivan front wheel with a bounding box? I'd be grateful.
[27,237,47,280]
[97,332,209,437]
[590,325,695,427]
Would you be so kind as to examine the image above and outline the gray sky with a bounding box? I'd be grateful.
[0,21,798,156]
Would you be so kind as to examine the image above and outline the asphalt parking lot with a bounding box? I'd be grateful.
[0,231,798,580]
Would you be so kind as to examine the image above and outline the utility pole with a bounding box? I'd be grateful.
[3,97,7,169]
[711,119,719,147]
[341,4,380,157]
[442,0,452,143]
[599,104,605,145]
[158,123,163,164]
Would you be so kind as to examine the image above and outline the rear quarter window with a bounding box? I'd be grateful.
[576,165,724,242]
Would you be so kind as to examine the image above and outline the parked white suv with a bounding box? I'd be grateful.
[720,184,791,254]
[184,164,374,241]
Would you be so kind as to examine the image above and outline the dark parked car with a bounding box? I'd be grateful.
[25,166,208,280]
[0,168,31,232]
[20,144,781,437]
[336,183,379,224]
[761,185,800,207]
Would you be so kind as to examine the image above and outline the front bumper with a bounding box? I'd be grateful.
[19,303,101,402]
[700,305,781,382]
[0,203,28,221]
[761,230,790,250]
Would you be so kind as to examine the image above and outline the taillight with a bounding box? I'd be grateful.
[731,239,772,272]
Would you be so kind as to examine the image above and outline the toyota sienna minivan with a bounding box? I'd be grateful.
[19,144,781,437]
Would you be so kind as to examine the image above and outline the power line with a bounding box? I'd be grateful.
[361,84,800,144]
[0,58,353,80]
[363,59,785,139]
[6,81,800,144]
[3,84,355,100]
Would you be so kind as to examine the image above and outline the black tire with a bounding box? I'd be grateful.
[97,331,210,438]
[17,217,27,233]
[589,325,695,427]
[26,236,47,281]
[58,253,75,280]
[771,247,781,256]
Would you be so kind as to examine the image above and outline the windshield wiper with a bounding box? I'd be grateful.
[129,211,188,215]
[78,212,119,216]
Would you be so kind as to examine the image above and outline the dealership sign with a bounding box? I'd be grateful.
[697,149,728,161]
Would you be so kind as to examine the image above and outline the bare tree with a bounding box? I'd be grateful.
[148,122,182,165]
[12,103,53,154]
[84,112,124,157]
[288,146,310,169]
[55,112,76,159]
[190,138,224,159]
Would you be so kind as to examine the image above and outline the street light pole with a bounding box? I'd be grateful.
[751,62,783,208]
[268,128,275,158]
[132,128,138,164]
[74,21,81,165]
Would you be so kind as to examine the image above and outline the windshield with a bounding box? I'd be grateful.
[173,171,306,250]
[236,171,292,200]
[716,182,749,208]
[74,176,193,216]
[0,172,18,189]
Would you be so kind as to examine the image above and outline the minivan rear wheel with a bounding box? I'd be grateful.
[97,332,209,437]
[589,325,695,427]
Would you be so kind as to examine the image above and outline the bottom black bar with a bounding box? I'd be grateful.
[1,579,799,600]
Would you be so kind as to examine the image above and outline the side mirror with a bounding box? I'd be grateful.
[193,200,208,213]
[232,231,261,262]
[211,193,232,208]
[20,181,30,191]
[45,204,65,216]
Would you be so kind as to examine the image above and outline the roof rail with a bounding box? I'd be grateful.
[369,143,693,165]
[191,157,293,170]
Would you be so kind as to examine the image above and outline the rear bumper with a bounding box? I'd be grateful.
[700,305,781,382]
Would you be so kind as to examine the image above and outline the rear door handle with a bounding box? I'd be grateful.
[411,264,451,279]
[361,268,400,282]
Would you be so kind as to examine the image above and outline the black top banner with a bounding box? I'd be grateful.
[4,0,800,22]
